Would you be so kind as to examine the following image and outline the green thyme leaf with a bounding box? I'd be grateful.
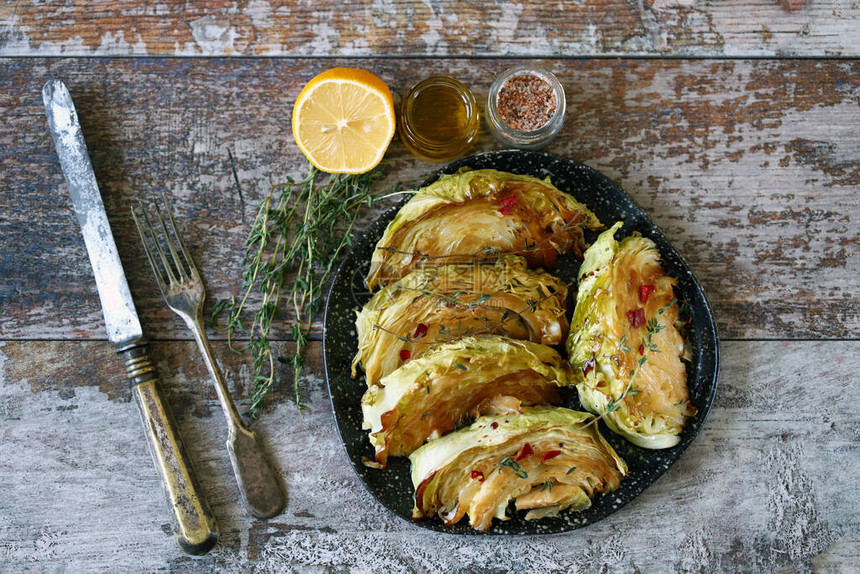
[498,456,528,479]
[214,162,388,416]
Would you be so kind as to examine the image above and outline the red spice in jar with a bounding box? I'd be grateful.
[496,73,558,132]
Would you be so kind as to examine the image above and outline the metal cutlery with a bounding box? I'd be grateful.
[43,79,219,555]
[132,195,285,520]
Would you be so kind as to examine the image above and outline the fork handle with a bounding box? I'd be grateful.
[186,318,286,519]
[226,424,286,519]
[121,344,219,555]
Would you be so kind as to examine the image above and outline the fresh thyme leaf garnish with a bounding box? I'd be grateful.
[217,163,393,416]
[367,282,566,349]
[453,412,475,430]
[498,456,529,479]
[647,317,666,336]
[377,217,591,263]
[657,298,677,315]
[581,381,641,431]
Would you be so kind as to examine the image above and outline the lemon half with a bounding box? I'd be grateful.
[292,67,396,174]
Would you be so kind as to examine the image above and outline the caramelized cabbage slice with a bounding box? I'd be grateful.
[409,406,627,531]
[365,169,602,289]
[566,222,697,449]
[352,256,569,386]
[362,336,569,467]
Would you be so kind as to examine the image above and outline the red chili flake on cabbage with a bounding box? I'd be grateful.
[498,195,519,216]
[627,308,646,328]
[540,450,562,464]
[399,349,411,361]
[516,443,534,461]
[581,359,594,376]
[413,323,428,339]
[471,470,485,482]
[491,422,499,429]
[639,284,655,303]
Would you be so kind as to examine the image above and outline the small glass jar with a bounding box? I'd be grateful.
[398,76,481,162]
[485,65,566,150]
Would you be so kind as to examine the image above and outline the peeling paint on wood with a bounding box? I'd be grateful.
[2,4,859,568]
[0,340,857,571]
[1,58,857,341]
[1,1,859,57]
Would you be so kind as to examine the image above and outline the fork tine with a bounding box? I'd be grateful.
[131,204,170,290]
[143,206,180,285]
[152,202,187,282]
[160,192,199,281]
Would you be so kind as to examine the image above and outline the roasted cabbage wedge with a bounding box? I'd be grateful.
[566,222,697,449]
[365,168,602,289]
[409,406,627,531]
[361,336,570,467]
[352,256,570,386]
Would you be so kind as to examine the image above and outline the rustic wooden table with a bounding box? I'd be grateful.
[1,2,858,572]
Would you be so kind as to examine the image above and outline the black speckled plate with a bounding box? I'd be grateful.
[323,150,719,535]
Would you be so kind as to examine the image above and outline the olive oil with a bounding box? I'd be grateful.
[399,77,480,162]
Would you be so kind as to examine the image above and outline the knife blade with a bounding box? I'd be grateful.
[43,80,219,555]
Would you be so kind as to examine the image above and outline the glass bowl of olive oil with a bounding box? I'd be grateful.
[398,76,481,162]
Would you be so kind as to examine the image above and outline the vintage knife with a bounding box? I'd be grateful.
[43,80,219,555]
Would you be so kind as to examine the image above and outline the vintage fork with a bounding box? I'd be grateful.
[132,194,285,519]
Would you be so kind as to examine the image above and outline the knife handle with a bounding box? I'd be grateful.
[122,345,219,555]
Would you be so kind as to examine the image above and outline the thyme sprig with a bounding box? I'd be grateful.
[376,217,588,263]
[215,164,395,416]
[580,382,642,432]
[498,456,529,479]
[581,298,682,430]
[398,281,562,314]
[370,281,567,346]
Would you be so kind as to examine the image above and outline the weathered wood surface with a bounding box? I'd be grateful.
[2,1,859,568]
[1,57,857,341]
[2,1,860,58]
[1,340,857,572]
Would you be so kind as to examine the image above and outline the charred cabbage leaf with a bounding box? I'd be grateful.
[365,169,602,289]
[362,336,569,467]
[566,222,697,449]
[352,256,569,387]
[409,406,627,531]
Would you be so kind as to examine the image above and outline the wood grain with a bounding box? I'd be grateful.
[1,1,859,58]
[3,1,858,570]
[1,57,857,341]
[1,339,857,571]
